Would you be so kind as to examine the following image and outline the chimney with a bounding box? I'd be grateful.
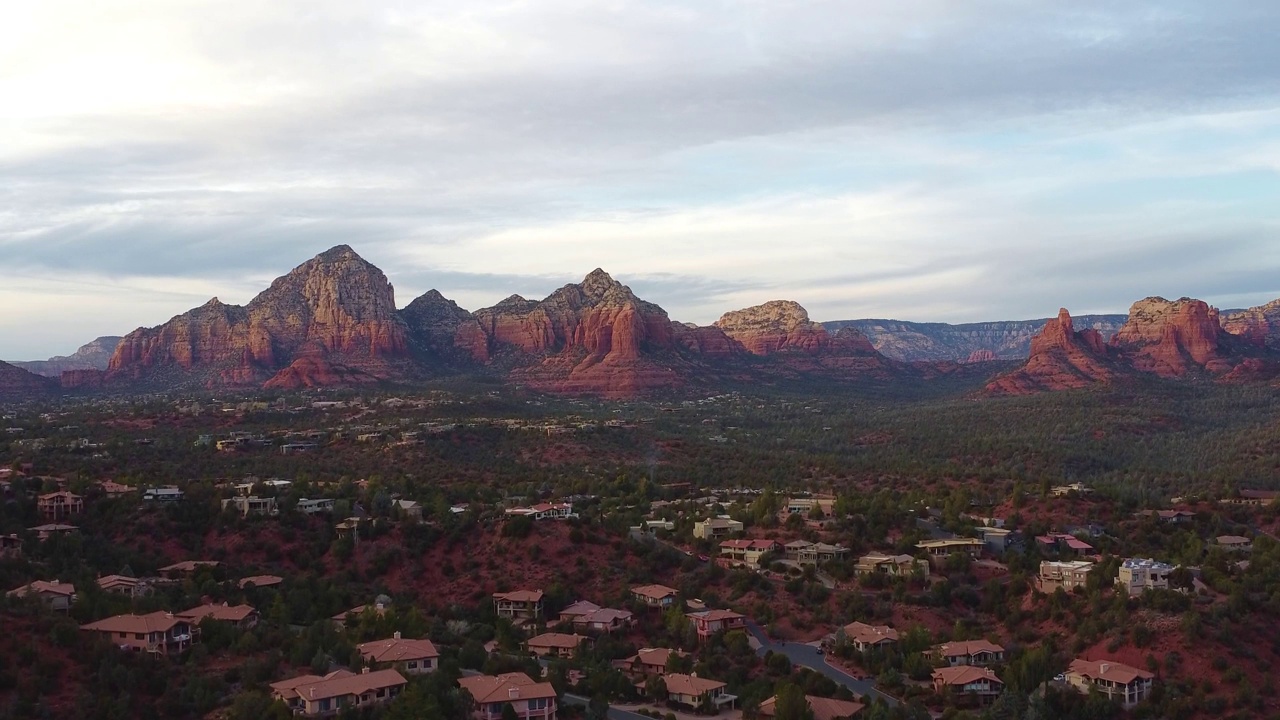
[1100,663,1109,674]
[393,631,401,640]
[362,667,370,674]
[509,687,520,699]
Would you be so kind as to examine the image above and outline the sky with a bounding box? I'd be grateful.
[4,1,1280,360]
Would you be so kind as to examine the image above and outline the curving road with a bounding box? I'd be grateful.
[745,621,898,707]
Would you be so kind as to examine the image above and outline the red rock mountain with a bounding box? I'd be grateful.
[11,336,121,377]
[400,290,490,365]
[0,360,56,398]
[714,300,837,355]
[107,246,410,388]
[990,297,1275,394]
[1223,298,1280,348]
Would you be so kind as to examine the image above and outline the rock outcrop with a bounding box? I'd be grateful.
[60,369,105,390]
[400,290,490,364]
[107,246,410,388]
[671,324,745,359]
[714,300,834,355]
[1110,297,1231,377]
[965,350,997,364]
[0,360,55,397]
[1223,298,1280,348]
[11,336,122,377]
[987,309,1117,394]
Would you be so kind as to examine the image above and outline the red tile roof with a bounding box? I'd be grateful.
[493,589,544,603]
[82,611,188,634]
[1068,659,1154,686]
[177,604,257,623]
[458,673,557,704]
[933,666,1003,687]
[8,580,76,598]
[358,636,439,664]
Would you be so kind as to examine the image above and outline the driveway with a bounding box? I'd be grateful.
[744,621,898,706]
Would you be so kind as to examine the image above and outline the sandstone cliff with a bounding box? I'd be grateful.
[107,245,410,388]
[1110,297,1232,376]
[714,300,835,355]
[986,309,1116,395]
[1223,298,1280,348]
[12,336,122,377]
[827,315,1128,362]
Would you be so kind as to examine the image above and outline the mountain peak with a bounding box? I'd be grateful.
[316,244,359,262]
[579,268,622,301]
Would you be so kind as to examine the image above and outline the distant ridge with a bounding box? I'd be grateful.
[825,315,1128,362]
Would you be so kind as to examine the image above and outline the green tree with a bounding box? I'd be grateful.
[773,682,814,720]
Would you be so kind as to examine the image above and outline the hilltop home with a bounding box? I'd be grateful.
[505,502,575,520]
[572,607,634,633]
[688,609,746,641]
[692,517,743,539]
[785,497,836,517]
[631,584,679,610]
[358,632,439,674]
[1216,535,1253,552]
[1116,558,1175,596]
[493,590,544,621]
[158,560,221,579]
[30,523,78,540]
[758,694,864,720]
[458,672,558,720]
[1050,483,1093,497]
[296,498,336,514]
[238,574,284,589]
[142,486,184,502]
[37,491,83,520]
[1034,533,1094,555]
[1039,560,1094,592]
[619,647,686,677]
[719,539,780,567]
[837,622,898,652]
[222,495,278,517]
[935,640,1006,667]
[177,603,259,630]
[81,611,195,655]
[98,575,149,598]
[784,540,850,565]
[917,538,985,564]
[663,673,736,711]
[932,666,1004,703]
[7,580,76,611]
[1066,659,1154,709]
[271,668,407,716]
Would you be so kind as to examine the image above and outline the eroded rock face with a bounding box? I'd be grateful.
[60,369,105,389]
[262,355,381,389]
[986,308,1116,395]
[400,289,490,364]
[714,300,833,355]
[1223,299,1280,348]
[12,336,122,377]
[1110,297,1225,377]
[671,323,745,358]
[965,350,998,364]
[107,246,409,387]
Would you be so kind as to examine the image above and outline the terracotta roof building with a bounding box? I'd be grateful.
[759,694,864,720]
[458,672,558,720]
[663,673,735,710]
[932,666,1004,702]
[37,491,83,520]
[8,580,76,611]
[238,574,284,589]
[619,647,686,676]
[493,589,544,621]
[688,609,746,640]
[98,575,149,598]
[526,632,591,658]
[935,640,1006,667]
[177,603,259,629]
[1066,659,1154,709]
[839,622,898,652]
[631,584,679,609]
[81,611,195,656]
[271,668,407,716]
[359,632,440,674]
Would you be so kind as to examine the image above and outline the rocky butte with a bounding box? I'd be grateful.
[0,360,55,398]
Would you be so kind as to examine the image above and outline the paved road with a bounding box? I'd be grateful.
[745,621,898,706]
[563,693,651,720]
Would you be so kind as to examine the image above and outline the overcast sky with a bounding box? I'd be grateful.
[4,1,1280,359]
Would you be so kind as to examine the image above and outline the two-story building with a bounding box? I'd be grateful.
[663,673,736,711]
[784,541,851,565]
[98,575,150,598]
[7,580,76,611]
[631,584,679,610]
[142,487,184,503]
[935,640,1005,667]
[619,647,686,677]
[854,553,927,577]
[81,611,195,655]
[296,498,337,515]
[271,668,408,716]
[1039,560,1094,592]
[687,609,746,641]
[0,533,21,558]
[1116,558,1176,596]
[358,632,439,674]
[719,539,780,567]
[692,518,743,539]
[916,538,985,565]
[932,666,1004,704]
[837,622,898,653]
[494,590,544,621]
[1034,533,1095,555]
[458,672,558,720]
[37,491,83,521]
[566,606,634,633]
[1065,659,1154,709]
[222,495,278,517]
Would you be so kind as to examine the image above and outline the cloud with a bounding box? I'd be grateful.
[3,0,1280,358]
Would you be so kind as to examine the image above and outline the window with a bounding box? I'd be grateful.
[408,662,417,669]
[135,633,145,640]
[529,698,549,710]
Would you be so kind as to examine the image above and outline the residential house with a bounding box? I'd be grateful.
[332,596,392,628]
[158,560,221,579]
[7,580,76,611]
[1116,558,1175,597]
[663,673,735,711]
[271,668,407,716]
[838,622,898,653]
[494,590,544,621]
[573,608,634,633]
[81,611,195,655]
[854,553,927,577]
[458,672,558,720]
[692,518,743,539]
[1216,535,1253,552]
[1039,561,1094,592]
[359,632,440,674]
[393,499,423,522]
[222,495,278,517]
[935,640,1006,667]
[297,498,337,514]
[30,523,78,540]
[177,603,259,630]
[98,575,149,598]
[97,481,134,496]
[0,533,21,558]
[631,584,679,610]
[505,503,575,520]
[917,538,985,564]
[335,517,368,539]
[1065,659,1154,709]
[1050,483,1093,497]
[785,497,836,517]
[1225,489,1280,506]
[979,527,1016,556]
[619,647,686,677]
[758,694,863,720]
[239,574,284,589]
[557,600,601,624]
[142,486,184,502]
[932,666,1004,703]
[719,539,780,567]
[797,541,850,565]
[688,609,746,640]
[1034,534,1094,555]
[526,632,590,658]
[37,491,83,520]
[1137,510,1195,524]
